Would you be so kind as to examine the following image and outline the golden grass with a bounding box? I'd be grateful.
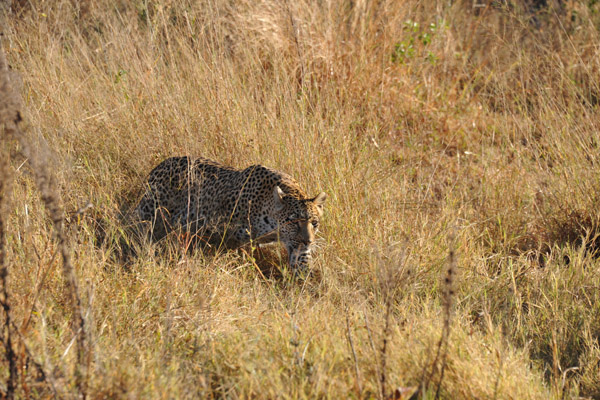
[1,0,600,398]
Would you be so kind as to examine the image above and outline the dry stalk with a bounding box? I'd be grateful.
[420,234,457,398]
[344,307,363,395]
[374,244,410,400]
[380,294,393,400]
[0,46,90,398]
[362,310,382,400]
[162,290,173,365]
[26,125,91,396]
[434,239,456,399]
[0,37,21,400]
[11,320,61,399]
[492,327,505,400]
[0,266,17,399]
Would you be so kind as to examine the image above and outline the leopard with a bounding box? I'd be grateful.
[135,156,326,270]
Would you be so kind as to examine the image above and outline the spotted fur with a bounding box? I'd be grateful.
[135,157,326,270]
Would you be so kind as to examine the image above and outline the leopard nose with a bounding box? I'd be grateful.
[299,222,314,245]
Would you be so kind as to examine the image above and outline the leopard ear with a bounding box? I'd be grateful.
[313,192,326,215]
[273,186,285,211]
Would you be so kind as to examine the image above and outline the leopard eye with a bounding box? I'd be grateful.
[311,221,319,229]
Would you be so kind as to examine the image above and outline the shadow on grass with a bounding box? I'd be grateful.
[72,207,319,283]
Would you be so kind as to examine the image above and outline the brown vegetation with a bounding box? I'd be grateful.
[1,0,600,398]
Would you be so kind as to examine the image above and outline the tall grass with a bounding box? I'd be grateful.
[1,0,600,398]
[0,42,90,397]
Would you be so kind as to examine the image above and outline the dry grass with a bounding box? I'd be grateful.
[1,0,600,398]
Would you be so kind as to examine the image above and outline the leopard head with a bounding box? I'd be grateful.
[272,186,326,271]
